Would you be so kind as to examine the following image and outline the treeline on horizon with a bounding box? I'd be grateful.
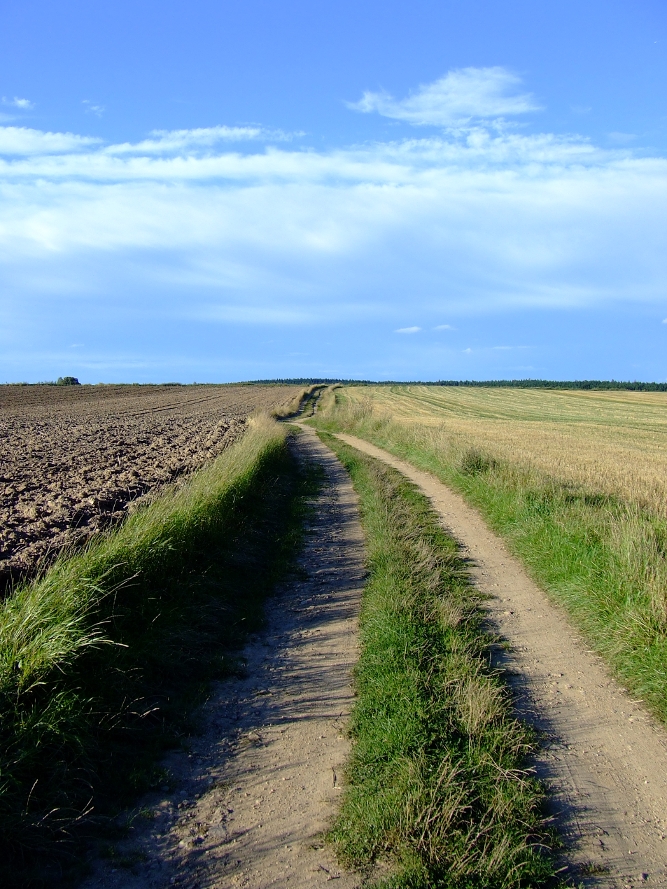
[251,378,667,391]
[6,379,667,391]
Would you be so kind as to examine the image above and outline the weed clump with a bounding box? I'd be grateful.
[460,449,498,476]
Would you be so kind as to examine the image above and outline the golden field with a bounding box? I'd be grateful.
[341,386,667,517]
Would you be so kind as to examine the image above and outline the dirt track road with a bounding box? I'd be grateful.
[334,432,667,888]
[83,426,364,889]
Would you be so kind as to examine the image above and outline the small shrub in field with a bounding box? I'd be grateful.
[459,449,498,476]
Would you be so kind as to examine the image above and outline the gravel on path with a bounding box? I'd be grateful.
[333,432,667,889]
[82,426,365,889]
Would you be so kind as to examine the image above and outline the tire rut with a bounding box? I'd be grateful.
[82,427,365,889]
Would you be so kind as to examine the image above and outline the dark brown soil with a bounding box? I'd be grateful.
[0,384,298,589]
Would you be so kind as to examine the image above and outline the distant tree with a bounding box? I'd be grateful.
[55,376,80,386]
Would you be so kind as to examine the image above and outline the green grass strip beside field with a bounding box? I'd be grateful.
[0,416,314,883]
[319,432,553,889]
[314,398,667,727]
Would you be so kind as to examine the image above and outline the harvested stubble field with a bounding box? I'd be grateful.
[349,384,667,517]
[0,383,300,587]
[317,384,667,720]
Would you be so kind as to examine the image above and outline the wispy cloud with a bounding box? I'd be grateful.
[107,126,296,155]
[83,100,105,117]
[349,67,539,127]
[663,318,667,324]
[0,122,614,177]
[608,132,637,145]
[190,303,312,324]
[0,105,665,338]
[2,96,35,110]
[0,126,102,155]
[434,324,455,330]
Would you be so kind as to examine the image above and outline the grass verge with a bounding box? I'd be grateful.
[319,431,553,889]
[272,384,326,419]
[0,416,314,885]
[313,394,667,725]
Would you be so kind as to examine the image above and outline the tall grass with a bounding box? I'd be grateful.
[0,416,307,881]
[313,393,667,723]
[321,432,553,888]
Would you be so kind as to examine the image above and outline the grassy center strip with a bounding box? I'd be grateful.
[319,432,553,889]
[0,417,318,885]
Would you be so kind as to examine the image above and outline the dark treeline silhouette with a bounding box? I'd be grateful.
[249,378,667,391]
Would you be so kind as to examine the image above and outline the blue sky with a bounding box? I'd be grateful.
[1,0,666,383]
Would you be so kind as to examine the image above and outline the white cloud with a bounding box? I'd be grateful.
[396,326,421,334]
[0,110,666,334]
[106,126,295,155]
[0,129,613,184]
[0,126,102,155]
[2,96,35,110]
[434,324,455,330]
[83,100,105,117]
[663,318,667,324]
[349,67,539,127]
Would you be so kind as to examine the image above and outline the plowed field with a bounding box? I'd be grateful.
[0,384,299,588]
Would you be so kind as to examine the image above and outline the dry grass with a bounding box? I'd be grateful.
[271,384,323,419]
[313,386,667,723]
[344,386,667,519]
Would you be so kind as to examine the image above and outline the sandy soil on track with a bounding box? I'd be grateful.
[0,384,298,588]
[82,425,364,889]
[334,432,667,889]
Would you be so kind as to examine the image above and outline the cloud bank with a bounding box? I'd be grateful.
[0,70,666,341]
[0,126,102,155]
[106,126,296,155]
